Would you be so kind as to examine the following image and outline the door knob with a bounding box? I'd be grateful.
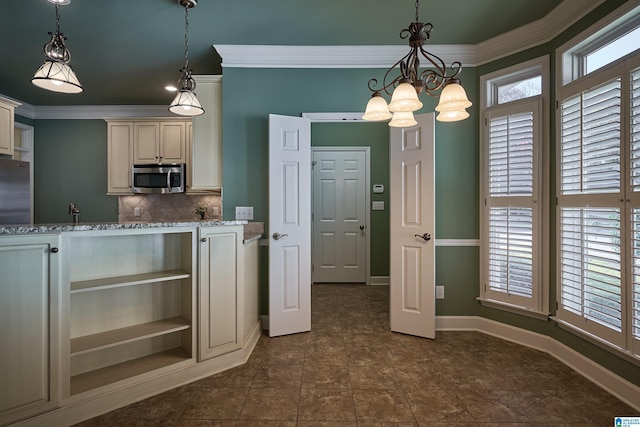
[272,232,288,240]
[414,233,431,241]
[360,225,365,230]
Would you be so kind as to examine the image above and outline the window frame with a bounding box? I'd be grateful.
[479,56,550,318]
[555,4,640,361]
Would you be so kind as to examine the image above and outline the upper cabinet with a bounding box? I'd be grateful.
[133,121,187,164]
[0,96,20,157]
[189,76,222,194]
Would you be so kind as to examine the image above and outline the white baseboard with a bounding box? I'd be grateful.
[436,316,640,412]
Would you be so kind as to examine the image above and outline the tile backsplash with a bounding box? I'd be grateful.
[118,193,222,222]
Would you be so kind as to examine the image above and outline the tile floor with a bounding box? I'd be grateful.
[75,284,637,427]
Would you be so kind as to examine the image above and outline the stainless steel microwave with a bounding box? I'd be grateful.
[131,163,185,194]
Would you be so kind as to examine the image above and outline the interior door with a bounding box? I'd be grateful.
[389,113,436,339]
[312,149,367,283]
[268,114,312,337]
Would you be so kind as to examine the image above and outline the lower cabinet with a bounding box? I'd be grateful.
[0,234,60,426]
[198,226,243,360]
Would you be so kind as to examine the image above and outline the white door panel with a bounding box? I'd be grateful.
[268,114,311,337]
[312,149,367,283]
[390,113,436,339]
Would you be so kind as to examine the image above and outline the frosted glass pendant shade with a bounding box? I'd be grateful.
[362,93,392,121]
[388,111,417,128]
[169,90,205,116]
[436,109,469,122]
[31,60,83,94]
[388,82,423,112]
[435,82,472,113]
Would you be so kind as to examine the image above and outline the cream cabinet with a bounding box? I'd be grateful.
[0,96,20,157]
[188,75,222,193]
[0,234,60,425]
[198,225,243,360]
[61,229,196,398]
[133,121,187,164]
[106,119,190,195]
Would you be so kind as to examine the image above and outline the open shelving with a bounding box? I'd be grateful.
[63,229,196,397]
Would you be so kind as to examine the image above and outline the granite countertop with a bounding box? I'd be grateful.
[0,220,264,243]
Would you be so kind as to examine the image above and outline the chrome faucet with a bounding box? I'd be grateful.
[69,202,80,225]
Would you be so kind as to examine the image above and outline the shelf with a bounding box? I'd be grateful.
[70,270,191,294]
[70,347,192,396]
[70,317,191,356]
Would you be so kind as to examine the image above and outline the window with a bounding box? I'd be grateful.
[480,57,548,316]
[556,4,640,357]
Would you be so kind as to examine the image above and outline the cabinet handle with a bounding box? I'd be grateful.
[51,247,59,253]
[201,238,207,243]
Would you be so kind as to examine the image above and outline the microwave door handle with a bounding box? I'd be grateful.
[167,170,172,193]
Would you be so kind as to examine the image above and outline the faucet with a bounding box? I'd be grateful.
[69,203,80,225]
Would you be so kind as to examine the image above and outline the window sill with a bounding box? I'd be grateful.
[477,297,550,321]
[552,317,640,367]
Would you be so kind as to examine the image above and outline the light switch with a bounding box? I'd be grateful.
[372,201,384,211]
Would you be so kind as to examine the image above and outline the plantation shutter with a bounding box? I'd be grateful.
[558,74,623,343]
[484,98,541,306]
[630,66,640,341]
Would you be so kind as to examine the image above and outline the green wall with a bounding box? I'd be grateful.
[32,120,117,223]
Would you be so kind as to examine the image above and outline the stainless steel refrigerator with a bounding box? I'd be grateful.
[0,157,31,225]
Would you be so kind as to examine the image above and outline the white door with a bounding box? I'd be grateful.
[312,148,367,283]
[268,114,312,337]
[389,113,436,339]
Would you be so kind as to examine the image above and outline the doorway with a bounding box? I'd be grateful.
[311,147,370,284]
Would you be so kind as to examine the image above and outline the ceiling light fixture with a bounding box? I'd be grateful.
[169,0,204,116]
[32,0,83,93]
[362,0,471,126]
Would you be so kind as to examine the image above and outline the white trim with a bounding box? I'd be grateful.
[436,316,640,412]
[302,112,365,122]
[29,105,178,120]
[214,44,477,69]
[369,276,390,285]
[434,239,479,247]
[477,297,549,320]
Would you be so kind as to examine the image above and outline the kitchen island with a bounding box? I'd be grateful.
[0,221,262,427]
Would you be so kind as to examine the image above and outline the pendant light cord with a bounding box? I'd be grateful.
[183,5,190,69]
[55,2,61,34]
[415,0,419,22]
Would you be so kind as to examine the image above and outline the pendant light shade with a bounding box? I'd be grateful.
[388,81,423,113]
[435,80,472,121]
[169,0,204,116]
[32,60,82,93]
[362,92,392,121]
[32,1,83,94]
[389,111,417,128]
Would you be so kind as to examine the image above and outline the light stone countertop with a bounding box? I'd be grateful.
[0,220,264,243]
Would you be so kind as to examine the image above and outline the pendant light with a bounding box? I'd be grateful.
[32,0,83,94]
[169,0,204,116]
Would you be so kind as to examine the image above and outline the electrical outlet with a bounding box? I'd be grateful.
[235,206,254,220]
[436,285,445,299]
[134,207,141,217]
[212,206,219,216]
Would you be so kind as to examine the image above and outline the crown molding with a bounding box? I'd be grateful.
[16,104,181,120]
[214,44,478,68]
[475,0,607,65]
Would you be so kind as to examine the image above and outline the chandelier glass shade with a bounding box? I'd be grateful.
[169,0,204,116]
[32,1,83,94]
[362,0,471,126]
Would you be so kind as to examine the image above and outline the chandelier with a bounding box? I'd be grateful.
[169,0,204,116]
[362,0,471,126]
[31,0,83,94]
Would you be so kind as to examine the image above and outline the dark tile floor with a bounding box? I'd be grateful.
[75,284,637,427]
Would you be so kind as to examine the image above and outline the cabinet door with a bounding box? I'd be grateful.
[189,76,222,192]
[0,234,59,425]
[107,122,133,194]
[0,104,13,156]
[133,122,160,164]
[198,226,243,360]
[159,122,186,163]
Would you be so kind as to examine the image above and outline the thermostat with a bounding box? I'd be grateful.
[373,184,384,194]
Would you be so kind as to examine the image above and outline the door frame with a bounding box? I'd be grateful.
[311,146,371,285]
